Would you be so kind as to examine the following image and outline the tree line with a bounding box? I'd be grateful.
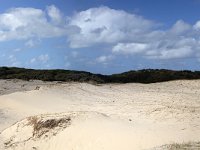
[0,67,200,84]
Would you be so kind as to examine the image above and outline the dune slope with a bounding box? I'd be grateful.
[0,80,200,150]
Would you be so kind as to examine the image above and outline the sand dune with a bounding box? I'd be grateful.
[0,80,200,149]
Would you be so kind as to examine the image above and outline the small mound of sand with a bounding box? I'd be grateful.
[0,111,158,150]
[1,112,77,149]
[1,112,115,150]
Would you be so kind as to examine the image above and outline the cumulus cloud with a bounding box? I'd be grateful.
[111,20,200,60]
[0,6,67,41]
[170,20,191,35]
[147,46,193,60]
[193,21,200,30]
[68,6,154,48]
[67,6,200,60]
[113,37,199,60]
[1,5,200,62]
[112,43,149,54]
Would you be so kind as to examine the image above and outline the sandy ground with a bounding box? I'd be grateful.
[0,79,200,150]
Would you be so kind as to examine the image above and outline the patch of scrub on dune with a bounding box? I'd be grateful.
[1,111,110,150]
[27,116,71,138]
[149,141,200,150]
[1,113,72,149]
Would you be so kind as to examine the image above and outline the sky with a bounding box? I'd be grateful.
[1,0,200,74]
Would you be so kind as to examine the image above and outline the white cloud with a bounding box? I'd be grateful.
[30,54,50,64]
[66,6,200,61]
[96,55,114,64]
[0,6,68,41]
[1,5,200,62]
[193,21,200,30]
[112,43,149,54]
[67,6,200,60]
[170,20,191,35]
[147,46,193,60]
[46,5,62,24]
[68,6,154,48]
[113,37,199,60]
[111,20,200,60]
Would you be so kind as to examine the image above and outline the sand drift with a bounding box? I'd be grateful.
[0,80,200,150]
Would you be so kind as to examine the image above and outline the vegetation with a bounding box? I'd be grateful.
[27,116,71,138]
[151,142,200,150]
[1,67,200,83]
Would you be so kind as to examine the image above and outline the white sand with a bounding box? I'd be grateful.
[0,80,200,150]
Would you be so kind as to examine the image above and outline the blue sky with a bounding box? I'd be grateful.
[1,0,200,74]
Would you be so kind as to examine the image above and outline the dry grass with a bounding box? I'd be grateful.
[27,116,71,138]
[151,142,200,150]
